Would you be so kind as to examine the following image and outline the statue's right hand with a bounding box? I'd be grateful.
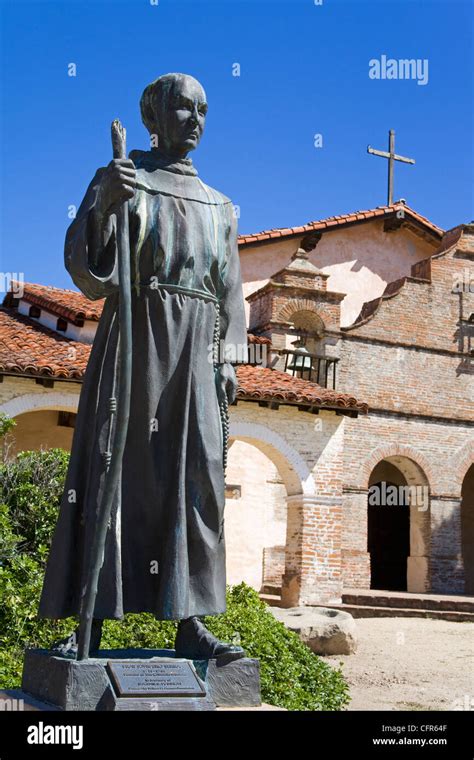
[96,158,136,216]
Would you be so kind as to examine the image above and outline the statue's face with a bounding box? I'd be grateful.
[158,76,207,157]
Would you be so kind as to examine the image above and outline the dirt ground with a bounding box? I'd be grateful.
[325,617,474,711]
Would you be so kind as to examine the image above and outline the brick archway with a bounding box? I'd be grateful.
[228,415,344,605]
[359,445,433,594]
[226,420,312,598]
[276,298,326,326]
[356,443,437,492]
[229,420,313,496]
[455,441,474,594]
[451,440,474,497]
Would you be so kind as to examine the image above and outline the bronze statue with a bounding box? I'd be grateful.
[39,73,248,662]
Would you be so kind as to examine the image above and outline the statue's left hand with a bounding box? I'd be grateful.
[215,362,238,406]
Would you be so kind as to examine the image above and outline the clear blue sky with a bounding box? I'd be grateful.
[1,0,473,290]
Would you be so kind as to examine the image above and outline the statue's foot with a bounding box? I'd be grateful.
[51,630,78,657]
[174,616,245,664]
[51,619,103,658]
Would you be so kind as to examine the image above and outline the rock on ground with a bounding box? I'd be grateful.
[270,606,358,655]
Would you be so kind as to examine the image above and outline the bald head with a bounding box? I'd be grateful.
[140,73,207,157]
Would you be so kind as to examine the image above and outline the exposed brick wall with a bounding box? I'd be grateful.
[262,545,285,586]
[340,405,472,594]
[343,236,474,354]
[335,228,474,595]
[338,340,473,420]
[248,291,342,335]
[230,403,346,603]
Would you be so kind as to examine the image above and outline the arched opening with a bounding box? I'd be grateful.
[290,309,324,345]
[282,309,337,388]
[461,464,474,594]
[368,462,410,591]
[367,456,430,593]
[6,410,76,456]
[224,439,288,593]
[224,421,309,598]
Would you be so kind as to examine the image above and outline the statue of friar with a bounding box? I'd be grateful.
[38,73,248,662]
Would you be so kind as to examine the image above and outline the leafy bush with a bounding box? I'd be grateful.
[0,413,15,462]
[0,448,73,686]
[0,446,349,710]
[203,584,350,710]
[0,413,15,438]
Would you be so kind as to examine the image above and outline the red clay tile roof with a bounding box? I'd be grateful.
[4,282,104,324]
[0,308,90,379]
[3,285,275,350]
[237,203,443,246]
[0,308,367,413]
[246,334,272,345]
[235,364,368,413]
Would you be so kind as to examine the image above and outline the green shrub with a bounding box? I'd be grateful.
[0,448,349,710]
[0,413,15,438]
[0,413,15,463]
[203,584,350,710]
[0,449,74,686]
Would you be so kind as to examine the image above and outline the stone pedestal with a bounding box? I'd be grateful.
[21,649,261,711]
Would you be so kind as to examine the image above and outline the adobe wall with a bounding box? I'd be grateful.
[240,220,436,327]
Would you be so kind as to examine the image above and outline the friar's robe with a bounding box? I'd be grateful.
[38,150,248,621]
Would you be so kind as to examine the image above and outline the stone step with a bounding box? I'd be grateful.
[260,587,474,619]
[332,603,474,623]
[259,593,281,607]
[342,588,474,613]
[260,584,281,596]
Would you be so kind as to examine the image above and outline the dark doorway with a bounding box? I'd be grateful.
[461,464,474,595]
[368,469,410,591]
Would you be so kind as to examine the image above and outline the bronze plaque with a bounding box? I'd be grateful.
[107,659,206,698]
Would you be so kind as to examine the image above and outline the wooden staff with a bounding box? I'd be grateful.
[77,120,133,660]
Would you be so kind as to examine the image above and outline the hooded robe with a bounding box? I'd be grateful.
[38,149,248,621]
